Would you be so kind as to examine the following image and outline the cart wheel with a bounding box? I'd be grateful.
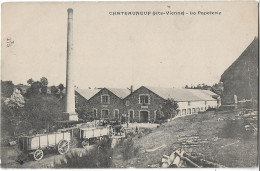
[33,149,44,161]
[57,140,70,155]
[82,139,90,149]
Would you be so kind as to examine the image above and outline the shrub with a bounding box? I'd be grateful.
[55,138,113,168]
[120,137,139,160]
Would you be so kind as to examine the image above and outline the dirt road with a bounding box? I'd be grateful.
[1,146,94,168]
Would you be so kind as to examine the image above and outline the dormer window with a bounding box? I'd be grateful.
[139,94,150,104]
[188,101,191,106]
[101,94,110,104]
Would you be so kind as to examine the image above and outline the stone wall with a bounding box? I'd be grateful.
[123,86,164,122]
[88,88,124,120]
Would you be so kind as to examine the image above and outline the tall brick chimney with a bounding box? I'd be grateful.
[65,8,78,121]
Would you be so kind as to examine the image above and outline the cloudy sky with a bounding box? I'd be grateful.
[1,1,258,89]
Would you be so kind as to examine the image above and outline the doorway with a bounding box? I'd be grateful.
[140,111,149,122]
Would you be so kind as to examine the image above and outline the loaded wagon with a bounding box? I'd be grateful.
[79,126,111,149]
[18,131,71,161]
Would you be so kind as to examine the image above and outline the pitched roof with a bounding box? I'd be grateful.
[145,86,217,101]
[221,37,258,81]
[75,87,101,100]
[106,88,131,99]
[186,89,218,101]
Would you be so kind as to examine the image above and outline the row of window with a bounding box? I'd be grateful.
[179,107,206,115]
[92,108,120,118]
[101,94,150,105]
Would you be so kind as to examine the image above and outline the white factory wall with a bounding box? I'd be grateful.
[176,100,218,117]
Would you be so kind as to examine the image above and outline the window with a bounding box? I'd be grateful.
[101,110,109,118]
[93,108,97,118]
[192,108,195,114]
[182,109,186,115]
[187,108,191,114]
[139,94,149,104]
[114,109,119,118]
[205,101,207,105]
[125,100,130,106]
[188,101,191,106]
[101,95,110,104]
[201,107,203,110]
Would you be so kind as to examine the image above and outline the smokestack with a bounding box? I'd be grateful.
[65,8,78,121]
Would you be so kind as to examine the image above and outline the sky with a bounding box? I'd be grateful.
[1,1,258,89]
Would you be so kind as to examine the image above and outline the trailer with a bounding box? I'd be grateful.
[79,126,111,149]
[18,131,71,161]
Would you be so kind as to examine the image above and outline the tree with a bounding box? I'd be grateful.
[40,77,48,95]
[58,84,65,93]
[76,106,94,121]
[23,94,65,131]
[27,78,34,85]
[41,86,48,95]
[1,80,14,98]
[3,89,25,135]
[51,86,59,95]
[161,98,179,119]
[211,82,223,95]
[25,81,42,97]
[40,77,48,87]
[58,83,65,98]
[4,89,25,108]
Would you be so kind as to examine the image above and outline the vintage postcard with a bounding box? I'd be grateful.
[1,1,259,169]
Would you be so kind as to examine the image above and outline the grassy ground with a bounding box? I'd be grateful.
[1,110,258,168]
[112,111,258,168]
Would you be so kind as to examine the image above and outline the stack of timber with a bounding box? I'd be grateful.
[160,148,225,168]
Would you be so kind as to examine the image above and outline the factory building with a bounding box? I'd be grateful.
[76,86,220,123]
[76,88,131,121]
[123,86,220,122]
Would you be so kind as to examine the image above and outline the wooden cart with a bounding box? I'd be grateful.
[18,131,71,161]
[79,126,111,149]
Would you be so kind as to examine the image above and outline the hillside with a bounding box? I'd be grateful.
[112,111,258,168]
